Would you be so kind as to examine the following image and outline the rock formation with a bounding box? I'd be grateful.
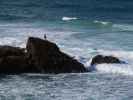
[91,55,122,65]
[26,37,87,73]
[0,37,87,74]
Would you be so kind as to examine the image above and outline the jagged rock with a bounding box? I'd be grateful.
[0,46,25,57]
[0,37,88,74]
[0,46,39,74]
[91,55,122,65]
[0,56,27,74]
[26,37,87,73]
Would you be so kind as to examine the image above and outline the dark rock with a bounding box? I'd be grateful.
[91,55,122,65]
[0,46,25,57]
[0,46,39,74]
[0,37,88,74]
[26,37,87,73]
[0,56,27,74]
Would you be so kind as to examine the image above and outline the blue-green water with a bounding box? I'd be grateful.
[0,73,133,100]
[0,0,133,99]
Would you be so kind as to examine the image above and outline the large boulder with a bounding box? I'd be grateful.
[26,37,87,73]
[91,55,122,65]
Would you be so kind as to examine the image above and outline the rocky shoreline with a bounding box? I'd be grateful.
[0,37,124,74]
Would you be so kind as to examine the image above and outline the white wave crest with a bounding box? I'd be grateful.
[96,64,133,76]
[93,20,112,25]
[113,24,133,31]
[0,37,23,47]
[62,17,78,21]
[84,50,133,76]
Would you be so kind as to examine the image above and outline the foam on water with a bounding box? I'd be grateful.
[113,24,133,31]
[92,20,133,32]
[93,20,112,26]
[62,17,78,21]
[96,64,133,76]
[84,49,133,76]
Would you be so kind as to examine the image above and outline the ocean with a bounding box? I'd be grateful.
[0,0,133,99]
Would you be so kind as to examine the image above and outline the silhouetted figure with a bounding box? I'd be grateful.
[44,34,47,40]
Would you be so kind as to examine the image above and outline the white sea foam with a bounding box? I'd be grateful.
[93,20,133,32]
[0,37,22,46]
[93,20,112,25]
[62,17,78,21]
[96,64,133,76]
[113,24,133,31]
[84,49,133,76]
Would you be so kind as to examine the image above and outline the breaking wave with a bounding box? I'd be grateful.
[93,20,112,26]
[62,17,78,21]
[84,50,133,76]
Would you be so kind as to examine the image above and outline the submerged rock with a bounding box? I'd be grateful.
[91,55,122,65]
[26,37,87,73]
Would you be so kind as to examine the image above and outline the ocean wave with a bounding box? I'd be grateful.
[84,50,133,76]
[95,64,133,76]
[113,24,133,31]
[93,21,133,32]
[0,14,28,20]
[93,20,113,27]
[0,37,24,47]
[62,17,78,21]
[93,20,111,25]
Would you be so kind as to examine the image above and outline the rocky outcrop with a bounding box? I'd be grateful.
[91,55,122,65]
[0,37,87,74]
[26,37,87,73]
[0,46,26,73]
[0,46,25,57]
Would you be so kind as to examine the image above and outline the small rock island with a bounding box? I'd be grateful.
[0,37,87,74]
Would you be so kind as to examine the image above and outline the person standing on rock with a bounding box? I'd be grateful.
[44,34,47,40]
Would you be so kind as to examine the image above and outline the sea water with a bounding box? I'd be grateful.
[0,0,133,99]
